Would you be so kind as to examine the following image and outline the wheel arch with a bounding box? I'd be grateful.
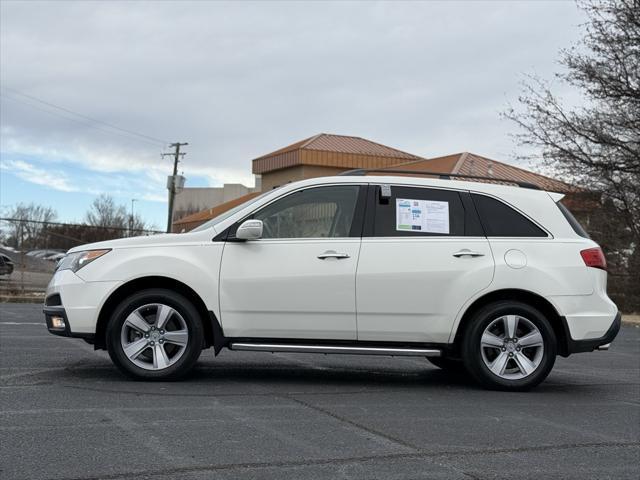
[94,276,222,351]
[452,289,570,357]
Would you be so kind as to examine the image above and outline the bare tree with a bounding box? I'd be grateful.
[85,194,128,229]
[504,0,639,239]
[3,203,58,249]
[128,212,149,236]
[85,194,150,235]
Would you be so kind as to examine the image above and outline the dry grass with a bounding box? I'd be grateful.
[623,314,640,325]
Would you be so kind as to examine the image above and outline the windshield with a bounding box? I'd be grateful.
[191,189,275,232]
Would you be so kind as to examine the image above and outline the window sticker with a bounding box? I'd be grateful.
[396,199,450,234]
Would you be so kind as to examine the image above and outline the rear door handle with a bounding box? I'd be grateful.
[317,250,350,260]
[452,249,485,258]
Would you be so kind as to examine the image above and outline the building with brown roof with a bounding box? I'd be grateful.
[173,191,262,233]
[253,133,422,190]
[172,133,580,232]
[390,152,576,193]
[172,183,260,225]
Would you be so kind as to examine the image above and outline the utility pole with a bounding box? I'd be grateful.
[162,142,188,232]
[19,222,25,295]
[129,198,137,237]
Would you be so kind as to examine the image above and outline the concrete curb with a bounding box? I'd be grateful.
[0,295,45,304]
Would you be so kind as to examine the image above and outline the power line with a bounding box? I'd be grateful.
[0,86,170,146]
[1,86,169,145]
[0,93,165,148]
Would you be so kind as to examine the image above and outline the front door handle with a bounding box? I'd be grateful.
[317,250,350,260]
[452,249,485,258]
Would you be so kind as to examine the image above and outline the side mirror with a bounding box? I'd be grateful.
[236,219,263,240]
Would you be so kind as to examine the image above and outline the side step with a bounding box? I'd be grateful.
[228,342,441,357]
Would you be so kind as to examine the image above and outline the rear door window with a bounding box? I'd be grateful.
[471,193,547,237]
[371,186,466,237]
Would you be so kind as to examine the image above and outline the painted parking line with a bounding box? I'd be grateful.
[0,322,43,325]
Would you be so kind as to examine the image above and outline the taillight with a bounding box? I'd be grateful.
[580,247,607,271]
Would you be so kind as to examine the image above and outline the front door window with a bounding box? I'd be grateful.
[253,185,360,239]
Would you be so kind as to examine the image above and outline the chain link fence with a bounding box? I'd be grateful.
[0,218,162,299]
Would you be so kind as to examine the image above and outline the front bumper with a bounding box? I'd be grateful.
[563,311,621,355]
[44,269,121,336]
[43,305,69,336]
[43,305,95,341]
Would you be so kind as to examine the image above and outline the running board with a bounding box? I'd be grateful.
[228,342,441,357]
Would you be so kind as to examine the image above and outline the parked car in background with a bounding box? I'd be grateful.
[27,249,65,259]
[0,244,19,253]
[43,173,620,390]
[0,254,14,276]
[43,252,66,262]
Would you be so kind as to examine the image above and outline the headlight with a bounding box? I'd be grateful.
[56,249,111,272]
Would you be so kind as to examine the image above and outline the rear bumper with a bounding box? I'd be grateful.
[563,311,621,355]
[547,287,618,340]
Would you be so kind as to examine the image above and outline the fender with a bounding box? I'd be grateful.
[77,243,224,324]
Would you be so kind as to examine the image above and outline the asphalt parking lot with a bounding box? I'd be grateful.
[1,303,638,480]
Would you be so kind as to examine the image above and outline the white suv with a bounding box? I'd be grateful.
[44,172,620,390]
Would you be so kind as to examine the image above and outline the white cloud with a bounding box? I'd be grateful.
[1,0,586,193]
[1,158,76,192]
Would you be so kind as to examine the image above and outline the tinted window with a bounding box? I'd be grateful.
[253,185,360,239]
[471,194,547,237]
[557,202,590,238]
[372,186,465,237]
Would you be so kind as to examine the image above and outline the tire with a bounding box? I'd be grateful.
[427,356,467,373]
[106,288,204,380]
[461,301,556,391]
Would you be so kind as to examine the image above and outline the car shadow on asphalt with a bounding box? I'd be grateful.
[189,362,474,387]
[24,356,622,396]
[50,356,483,393]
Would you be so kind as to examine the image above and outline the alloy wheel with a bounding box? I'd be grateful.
[480,314,544,380]
[120,303,189,371]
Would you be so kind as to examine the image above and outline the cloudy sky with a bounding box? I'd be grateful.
[1,0,585,228]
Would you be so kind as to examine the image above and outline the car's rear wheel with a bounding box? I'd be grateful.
[106,289,203,380]
[462,301,556,391]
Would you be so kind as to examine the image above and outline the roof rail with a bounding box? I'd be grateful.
[338,168,541,190]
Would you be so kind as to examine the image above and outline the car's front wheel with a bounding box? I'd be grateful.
[462,301,557,391]
[106,289,203,380]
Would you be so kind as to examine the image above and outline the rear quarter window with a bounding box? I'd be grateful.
[557,201,590,238]
[471,193,548,237]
